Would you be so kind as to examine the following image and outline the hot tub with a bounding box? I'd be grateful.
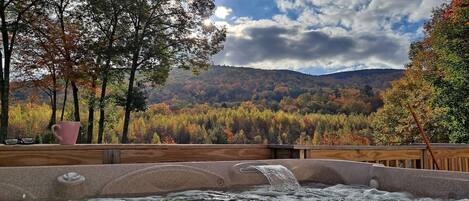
[0,159,468,200]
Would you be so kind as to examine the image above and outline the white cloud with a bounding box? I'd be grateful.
[276,0,308,12]
[278,0,444,33]
[214,18,409,71]
[213,0,446,73]
[214,20,230,28]
[214,6,233,19]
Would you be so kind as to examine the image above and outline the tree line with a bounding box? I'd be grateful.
[9,102,373,145]
[0,0,226,143]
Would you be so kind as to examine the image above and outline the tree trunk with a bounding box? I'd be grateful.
[97,77,107,143]
[86,77,96,144]
[98,21,118,143]
[97,60,111,144]
[60,80,68,121]
[48,74,57,128]
[71,81,80,122]
[0,49,3,143]
[0,7,10,142]
[0,57,10,142]
[71,81,82,142]
[121,53,139,144]
[0,55,10,141]
[49,95,57,127]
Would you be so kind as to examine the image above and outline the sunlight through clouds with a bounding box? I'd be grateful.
[214,6,233,19]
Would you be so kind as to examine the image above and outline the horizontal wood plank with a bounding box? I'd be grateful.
[270,144,469,150]
[1,144,469,170]
[430,149,469,159]
[0,150,104,166]
[120,148,271,163]
[0,144,269,151]
[307,149,422,161]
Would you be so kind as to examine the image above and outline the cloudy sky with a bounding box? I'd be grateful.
[211,0,447,75]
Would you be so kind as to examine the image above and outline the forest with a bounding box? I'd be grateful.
[144,67,403,110]
[11,102,373,145]
[0,0,226,143]
[2,0,468,145]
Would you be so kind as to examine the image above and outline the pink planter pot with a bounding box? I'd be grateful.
[52,121,81,145]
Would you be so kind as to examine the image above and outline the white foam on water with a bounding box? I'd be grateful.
[87,183,469,201]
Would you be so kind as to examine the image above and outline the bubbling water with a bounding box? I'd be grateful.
[88,183,464,201]
[86,165,465,201]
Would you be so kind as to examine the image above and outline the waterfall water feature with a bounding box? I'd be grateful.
[251,165,300,191]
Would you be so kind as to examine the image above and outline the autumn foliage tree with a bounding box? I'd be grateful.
[373,68,449,144]
[120,0,226,143]
[20,0,94,142]
[374,0,467,144]
[14,36,63,129]
[2,0,225,144]
[424,0,469,142]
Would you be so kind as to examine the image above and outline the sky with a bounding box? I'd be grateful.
[211,0,447,75]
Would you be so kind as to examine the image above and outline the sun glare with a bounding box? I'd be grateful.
[203,19,212,27]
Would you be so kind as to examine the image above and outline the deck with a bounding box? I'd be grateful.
[1,144,469,172]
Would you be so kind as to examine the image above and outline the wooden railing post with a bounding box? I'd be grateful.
[299,149,306,159]
[421,148,426,169]
[113,150,121,164]
[269,145,306,159]
[103,149,114,164]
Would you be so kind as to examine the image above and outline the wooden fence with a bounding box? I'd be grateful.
[1,144,469,172]
[271,144,469,172]
[0,144,271,167]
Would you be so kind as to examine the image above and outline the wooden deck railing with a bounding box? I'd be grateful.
[271,144,469,172]
[1,144,469,172]
[0,144,272,167]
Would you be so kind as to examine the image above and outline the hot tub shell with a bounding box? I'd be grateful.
[0,159,468,200]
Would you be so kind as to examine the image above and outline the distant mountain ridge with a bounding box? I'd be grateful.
[147,66,404,105]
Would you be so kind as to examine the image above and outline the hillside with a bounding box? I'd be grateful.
[147,66,404,106]
[12,66,404,114]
